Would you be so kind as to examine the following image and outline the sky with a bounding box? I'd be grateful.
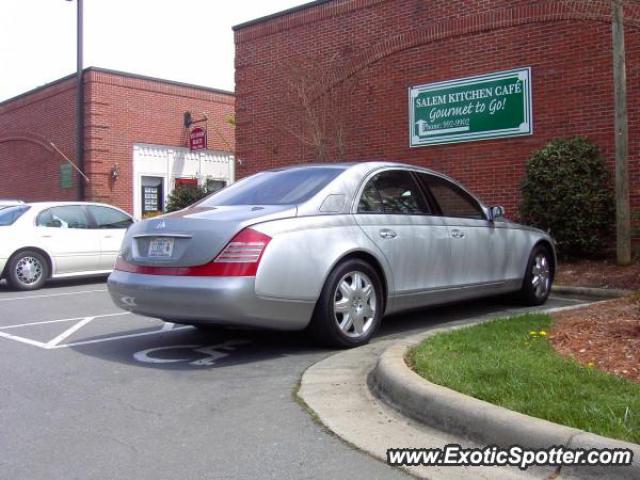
[0,0,305,102]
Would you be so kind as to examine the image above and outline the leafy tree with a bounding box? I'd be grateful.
[166,184,208,213]
[521,137,614,257]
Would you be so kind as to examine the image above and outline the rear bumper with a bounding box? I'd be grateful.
[107,270,315,331]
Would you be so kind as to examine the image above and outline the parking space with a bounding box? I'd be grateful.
[0,278,592,479]
[0,279,302,366]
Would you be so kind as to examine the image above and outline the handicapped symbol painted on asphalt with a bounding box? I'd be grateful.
[133,339,251,366]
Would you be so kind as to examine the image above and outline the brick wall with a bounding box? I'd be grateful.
[234,0,640,244]
[0,76,77,202]
[0,68,235,213]
[83,69,235,213]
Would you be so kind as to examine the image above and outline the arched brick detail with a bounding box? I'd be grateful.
[325,0,640,93]
[0,134,55,153]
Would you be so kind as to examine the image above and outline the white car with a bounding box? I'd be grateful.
[0,199,23,210]
[0,202,134,290]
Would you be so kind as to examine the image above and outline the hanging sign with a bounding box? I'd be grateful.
[190,126,207,151]
[60,164,73,189]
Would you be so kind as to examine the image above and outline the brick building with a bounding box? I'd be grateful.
[0,67,235,218]
[234,0,640,247]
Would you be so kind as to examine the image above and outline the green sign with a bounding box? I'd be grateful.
[59,164,73,189]
[409,68,532,147]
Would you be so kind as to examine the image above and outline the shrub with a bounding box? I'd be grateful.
[166,184,208,213]
[520,136,614,257]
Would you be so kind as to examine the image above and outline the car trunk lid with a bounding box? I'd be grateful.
[121,205,296,267]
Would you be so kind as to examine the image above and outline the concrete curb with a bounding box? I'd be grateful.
[552,284,634,298]
[370,330,640,480]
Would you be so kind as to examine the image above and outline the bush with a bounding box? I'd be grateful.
[166,184,208,213]
[520,136,614,257]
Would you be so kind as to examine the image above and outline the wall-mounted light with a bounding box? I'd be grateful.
[111,163,120,181]
[183,111,208,128]
[183,111,193,128]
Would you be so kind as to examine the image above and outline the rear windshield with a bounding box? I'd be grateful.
[199,167,346,206]
[0,205,30,226]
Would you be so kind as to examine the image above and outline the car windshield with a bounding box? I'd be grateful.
[0,205,30,226]
[199,167,347,206]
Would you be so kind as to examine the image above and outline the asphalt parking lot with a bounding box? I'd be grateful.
[0,277,591,480]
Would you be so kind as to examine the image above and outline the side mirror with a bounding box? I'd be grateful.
[489,206,505,221]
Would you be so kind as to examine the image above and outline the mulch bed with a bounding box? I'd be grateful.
[549,295,640,384]
[555,258,640,291]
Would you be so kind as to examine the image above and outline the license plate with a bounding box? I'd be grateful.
[148,238,174,258]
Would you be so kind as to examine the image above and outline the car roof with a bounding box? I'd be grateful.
[268,160,441,175]
[271,161,485,212]
[267,160,459,184]
[26,201,115,207]
[23,201,130,212]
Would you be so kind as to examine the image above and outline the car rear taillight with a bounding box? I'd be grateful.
[210,228,271,276]
[114,228,271,277]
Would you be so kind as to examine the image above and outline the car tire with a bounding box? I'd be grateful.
[519,245,553,306]
[6,250,49,291]
[308,259,384,348]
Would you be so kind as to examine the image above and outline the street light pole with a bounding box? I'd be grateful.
[68,0,84,200]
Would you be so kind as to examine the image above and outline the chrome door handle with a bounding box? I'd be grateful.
[41,235,52,238]
[451,229,465,239]
[379,229,397,239]
[104,235,113,239]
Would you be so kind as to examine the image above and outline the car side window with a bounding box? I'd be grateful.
[0,206,30,226]
[88,206,133,229]
[419,174,485,220]
[36,206,90,229]
[358,170,430,215]
[358,178,385,213]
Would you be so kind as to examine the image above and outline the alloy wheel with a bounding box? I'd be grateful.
[333,271,377,338]
[15,256,43,286]
[531,253,551,299]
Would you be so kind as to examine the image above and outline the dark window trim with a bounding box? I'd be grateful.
[410,171,441,215]
[82,206,98,229]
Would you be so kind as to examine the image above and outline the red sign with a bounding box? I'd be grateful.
[175,178,198,187]
[189,126,207,151]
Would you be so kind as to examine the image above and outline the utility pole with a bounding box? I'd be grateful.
[67,0,84,201]
[612,0,631,265]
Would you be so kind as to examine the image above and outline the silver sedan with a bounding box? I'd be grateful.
[107,162,555,347]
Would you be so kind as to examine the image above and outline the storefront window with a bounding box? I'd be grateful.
[141,176,164,218]
[206,178,226,193]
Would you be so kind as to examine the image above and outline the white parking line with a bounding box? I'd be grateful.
[0,311,190,350]
[51,325,193,349]
[0,331,47,348]
[160,321,176,331]
[0,312,131,330]
[45,317,95,349]
[0,289,107,302]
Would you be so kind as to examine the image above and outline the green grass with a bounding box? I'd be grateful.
[410,314,640,444]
